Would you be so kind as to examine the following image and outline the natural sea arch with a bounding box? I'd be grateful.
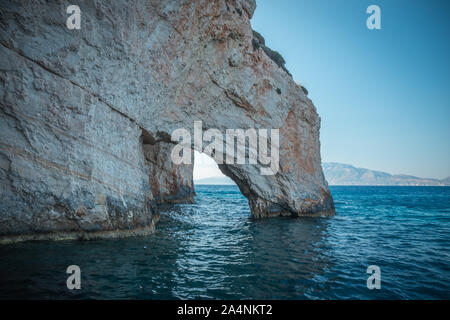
[0,0,334,243]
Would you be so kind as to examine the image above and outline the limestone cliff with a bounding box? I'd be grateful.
[0,0,334,243]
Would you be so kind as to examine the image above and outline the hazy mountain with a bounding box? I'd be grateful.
[195,163,450,186]
[323,162,449,186]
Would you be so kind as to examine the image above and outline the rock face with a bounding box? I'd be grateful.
[0,0,334,243]
[143,141,194,204]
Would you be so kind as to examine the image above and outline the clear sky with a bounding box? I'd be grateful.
[194,0,450,180]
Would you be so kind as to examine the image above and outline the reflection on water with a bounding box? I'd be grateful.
[0,186,449,299]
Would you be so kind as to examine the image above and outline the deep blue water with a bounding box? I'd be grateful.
[0,186,449,299]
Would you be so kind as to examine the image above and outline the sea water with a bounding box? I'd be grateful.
[0,186,449,299]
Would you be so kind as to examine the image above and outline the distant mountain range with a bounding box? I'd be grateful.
[194,163,450,186]
[322,162,449,186]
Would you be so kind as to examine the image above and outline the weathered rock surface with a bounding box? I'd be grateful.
[0,0,334,243]
[144,141,194,204]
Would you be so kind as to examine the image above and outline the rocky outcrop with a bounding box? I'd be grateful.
[251,30,291,77]
[0,0,334,243]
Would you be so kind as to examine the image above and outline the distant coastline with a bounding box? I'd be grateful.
[194,162,450,186]
[323,163,450,186]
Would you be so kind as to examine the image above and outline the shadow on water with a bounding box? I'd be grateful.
[240,217,334,299]
[146,186,336,299]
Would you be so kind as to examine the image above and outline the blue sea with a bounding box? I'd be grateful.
[0,186,449,299]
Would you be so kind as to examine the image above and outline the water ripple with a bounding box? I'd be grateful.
[0,186,449,299]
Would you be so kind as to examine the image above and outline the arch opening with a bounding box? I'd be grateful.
[193,150,235,186]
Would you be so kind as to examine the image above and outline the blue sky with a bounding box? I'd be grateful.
[248,0,450,179]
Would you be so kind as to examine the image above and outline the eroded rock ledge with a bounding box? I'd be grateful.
[0,0,334,244]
